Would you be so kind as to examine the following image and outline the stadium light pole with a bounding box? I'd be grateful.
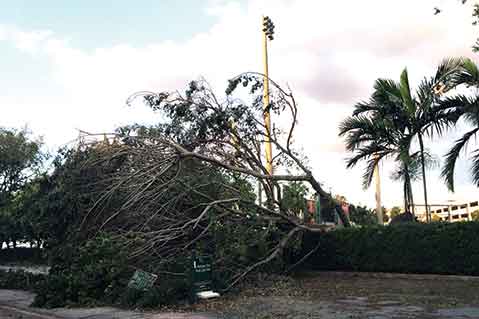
[262,15,274,175]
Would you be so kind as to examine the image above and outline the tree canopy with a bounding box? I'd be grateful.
[0,128,45,205]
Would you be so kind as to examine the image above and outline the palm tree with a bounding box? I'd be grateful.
[440,58,479,191]
[340,59,463,220]
[390,151,439,213]
[395,61,464,221]
[339,79,415,212]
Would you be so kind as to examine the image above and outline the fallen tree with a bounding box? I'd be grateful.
[35,74,350,307]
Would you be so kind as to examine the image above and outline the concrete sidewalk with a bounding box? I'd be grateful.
[0,289,218,319]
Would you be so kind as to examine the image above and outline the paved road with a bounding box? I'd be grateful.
[0,289,218,319]
[2,271,479,318]
[0,304,59,319]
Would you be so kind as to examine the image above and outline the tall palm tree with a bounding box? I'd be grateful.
[440,58,479,191]
[339,79,415,212]
[340,59,463,220]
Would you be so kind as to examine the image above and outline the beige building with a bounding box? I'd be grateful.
[416,200,478,222]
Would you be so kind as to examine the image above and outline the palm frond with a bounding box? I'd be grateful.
[434,57,465,89]
[456,58,479,86]
[441,128,479,191]
[400,68,416,115]
[345,144,391,170]
[352,101,378,116]
[339,115,390,151]
[471,149,479,187]
[361,155,382,190]
[462,97,479,127]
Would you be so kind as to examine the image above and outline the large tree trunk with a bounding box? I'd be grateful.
[418,132,429,222]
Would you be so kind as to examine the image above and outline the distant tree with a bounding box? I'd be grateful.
[0,127,46,248]
[349,205,377,226]
[377,206,389,223]
[281,181,308,217]
[471,210,479,221]
[389,206,402,219]
[0,127,45,205]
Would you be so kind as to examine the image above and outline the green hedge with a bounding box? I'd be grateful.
[0,247,45,264]
[0,269,45,291]
[303,222,479,276]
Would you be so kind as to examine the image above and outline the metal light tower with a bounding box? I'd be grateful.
[262,15,274,175]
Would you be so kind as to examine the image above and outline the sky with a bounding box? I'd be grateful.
[1,0,478,209]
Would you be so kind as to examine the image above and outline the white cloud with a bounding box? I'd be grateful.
[1,0,478,207]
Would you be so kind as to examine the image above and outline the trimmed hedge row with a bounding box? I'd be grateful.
[303,222,479,276]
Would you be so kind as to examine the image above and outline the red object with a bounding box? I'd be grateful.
[306,199,316,224]
[341,203,350,219]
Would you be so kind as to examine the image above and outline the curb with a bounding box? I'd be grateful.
[307,271,479,282]
[0,304,63,319]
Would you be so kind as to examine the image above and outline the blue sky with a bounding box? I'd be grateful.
[0,0,222,48]
[0,0,230,97]
[1,0,478,208]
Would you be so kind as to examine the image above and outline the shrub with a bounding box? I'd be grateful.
[33,233,132,308]
[303,221,479,276]
[0,269,45,291]
[0,247,45,264]
[33,232,193,309]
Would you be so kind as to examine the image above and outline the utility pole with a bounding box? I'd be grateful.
[262,16,274,175]
[374,156,383,224]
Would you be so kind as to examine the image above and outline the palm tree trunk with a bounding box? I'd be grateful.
[403,163,410,212]
[418,132,429,222]
[409,180,415,215]
[404,165,415,215]
[403,179,409,212]
[374,160,383,225]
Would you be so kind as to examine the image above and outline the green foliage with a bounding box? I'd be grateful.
[211,216,289,290]
[0,269,45,291]
[0,247,44,264]
[439,58,479,190]
[304,222,479,275]
[25,145,127,251]
[471,210,479,221]
[33,221,288,308]
[0,127,46,248]
[389,206,402,219]
[33,233,131,308]
[0,127,45,202]
[121,277,190,309]
[340,59,464,210]
[281,181,308,216]
[349,205,377,226]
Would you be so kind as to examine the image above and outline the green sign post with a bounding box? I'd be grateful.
[190,254,219,300]
[191,254,213,293]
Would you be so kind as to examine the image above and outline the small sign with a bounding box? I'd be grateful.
[190,254,220,300]
[128,269,158,291]
[191,255,213,294]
